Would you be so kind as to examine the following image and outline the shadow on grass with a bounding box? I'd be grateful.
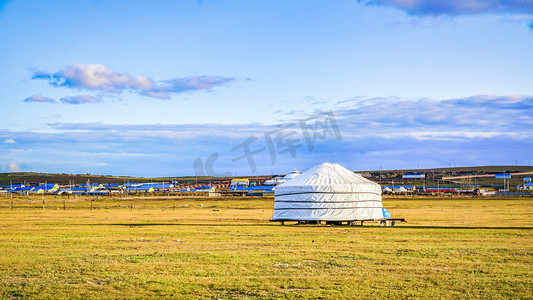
[387,225,533,230]
[81,223,533,230]
[81,223,276,227]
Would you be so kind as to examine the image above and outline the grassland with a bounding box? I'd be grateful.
[0,195,532,299]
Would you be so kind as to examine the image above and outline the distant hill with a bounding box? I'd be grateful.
[361,165,533,174]
[359,165,533,187]
[0,172,210,186]
[1,165,532,187]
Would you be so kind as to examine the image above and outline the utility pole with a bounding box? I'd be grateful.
[42,181,46,210]
[9,180,13,209]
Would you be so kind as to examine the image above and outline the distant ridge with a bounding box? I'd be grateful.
[2,165,532,186]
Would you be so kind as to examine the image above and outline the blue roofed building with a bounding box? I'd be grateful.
[32,183,59,194]
[14,186,34,194]
[194,185,213,192]
[71,187,89,195]
[125,185,154,193]
[140,183,173,192]
[104,184,122,189]
[247,185,275,196]
[402,173,425,179]
[229,185,248,191]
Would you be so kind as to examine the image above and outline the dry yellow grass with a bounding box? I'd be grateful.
[0,195,532,299]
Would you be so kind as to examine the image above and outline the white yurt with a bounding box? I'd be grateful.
[272,162,383,221]
[283,169,301,181]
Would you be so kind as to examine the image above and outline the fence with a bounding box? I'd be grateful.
[0,193,254,210]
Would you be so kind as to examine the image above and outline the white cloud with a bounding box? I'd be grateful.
[23,94,55,103]
[3,94,532,175]
[32,64,235,100]
[3,139,16,144]
[60,95,102,104]
[57,63,154,92]
[362,0,533,16]
[89,162,111,167]
[334,94,533,133]
[9,163,19,172]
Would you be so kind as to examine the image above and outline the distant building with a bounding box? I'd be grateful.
[194,185,214,192]
[264,169,301,186]
[32,184,59,194]
[264,176,283,185]
[382,185,416,192]
[524,183,533,190]
[402,173,425,179]
[230,179,249,186]
[103,184,123,192]
[140,183,173,192]
[229,185,248,192]
[247,185,275,196]
[14,186,34,195]
[495,174,511,179]
[126,186,154,193]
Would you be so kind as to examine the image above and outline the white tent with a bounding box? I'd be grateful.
[268,169,301,186]
[283,169,301,181]
[272,162,383,221]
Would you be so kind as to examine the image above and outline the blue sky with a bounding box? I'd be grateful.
[1,0,532,177]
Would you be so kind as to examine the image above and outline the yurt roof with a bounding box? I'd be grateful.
[275,162,381,195]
